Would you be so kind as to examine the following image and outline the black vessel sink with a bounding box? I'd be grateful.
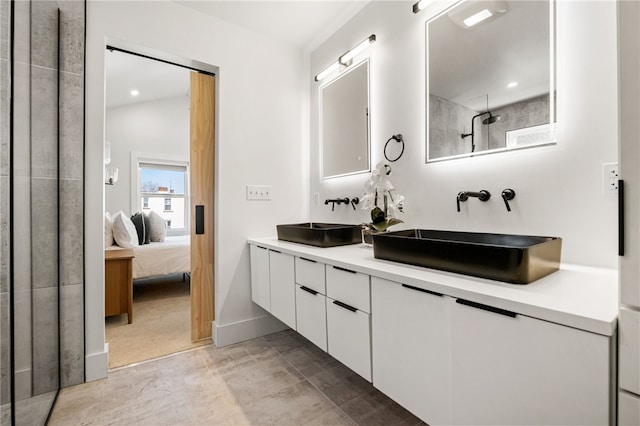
[372,229,562,284]
[277,223,363,248]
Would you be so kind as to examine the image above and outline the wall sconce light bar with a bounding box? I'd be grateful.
[315,34,376,82]
[315,61,341,82]
[413,0,428,14]
[105,166,119,185]
[339,34,376,65]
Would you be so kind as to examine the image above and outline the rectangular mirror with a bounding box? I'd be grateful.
[320,59,370,179]
[427,0,555,162]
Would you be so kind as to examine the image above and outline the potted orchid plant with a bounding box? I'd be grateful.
[361,161,404,244]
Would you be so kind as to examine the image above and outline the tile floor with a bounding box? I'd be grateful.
[49,330,425,426]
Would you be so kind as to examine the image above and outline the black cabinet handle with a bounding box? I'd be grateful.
[332,265,356,274]
[332,300,357,312]
[299,257,316,263]
[300,286,318,296]
[195,205,204,234]
[271,249,281,254]
[257,246,267,250]
[619,179,625,256]
[456,299,517,318]
[402,283,443,297]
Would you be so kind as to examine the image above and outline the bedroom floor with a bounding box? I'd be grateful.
[49,330,424,426]
[105,274,211,368]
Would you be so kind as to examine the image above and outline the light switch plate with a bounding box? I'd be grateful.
[247,185,272,200]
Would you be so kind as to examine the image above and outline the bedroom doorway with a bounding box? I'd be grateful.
[103,46,216,368]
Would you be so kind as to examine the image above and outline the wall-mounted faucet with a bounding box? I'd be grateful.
[456,190,491,212]
[350,197,360,210]
[501,188,516,212]
[325,197,359,211]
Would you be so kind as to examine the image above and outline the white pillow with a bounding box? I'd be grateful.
[111,211,139,248]
[104,212,114,248]
[146,210,166,242]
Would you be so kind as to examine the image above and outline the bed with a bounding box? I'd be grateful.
[107,211,191,280]
[129,235,190,280]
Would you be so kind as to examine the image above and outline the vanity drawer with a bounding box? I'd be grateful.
[619,391,640,426]
[295,256,325,294]
[326,296,371,381]
[326,264,370,313]
[296,284,327,351]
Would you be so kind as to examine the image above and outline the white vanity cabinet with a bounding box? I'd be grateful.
[295,256,327,351]
[268,250,296,329]
[450,297,612,425]
[371,277,452,426]
[249,245,270,311]
[325,265,372,381]
[248,238,617,426]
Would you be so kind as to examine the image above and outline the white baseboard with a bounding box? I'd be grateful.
[14,368,31,400]
[213,314,289,347]
[85,344,109,381]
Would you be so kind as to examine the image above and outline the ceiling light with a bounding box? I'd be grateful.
[130,89,139,96]
[412,0,429,14]
[315,34,376,82]
[339,35,376,65]
[463,9,493,27]
[507,82,518,88]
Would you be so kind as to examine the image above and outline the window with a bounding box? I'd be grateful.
[136,158,189,234]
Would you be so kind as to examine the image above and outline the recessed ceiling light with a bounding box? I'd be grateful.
[507,82,519,88]
[130,89,139,96]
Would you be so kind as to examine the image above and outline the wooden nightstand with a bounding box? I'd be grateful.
[105,248,134,324]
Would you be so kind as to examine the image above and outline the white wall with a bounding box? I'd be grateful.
[309,0,618,269]
[105,95,190,215]
[85,0,308,379]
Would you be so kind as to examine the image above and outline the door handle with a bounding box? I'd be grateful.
[332,265,356,274]
[300,286,318,296]
[332,300,357,313]
[456,298,517,318]
[196,205,204,234]
[402,283,443,297]
[619,179,625,256]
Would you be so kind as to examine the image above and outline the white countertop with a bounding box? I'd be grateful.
[248,237,619,337]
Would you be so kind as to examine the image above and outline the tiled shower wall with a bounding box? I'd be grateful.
[428,94,551,159]
[55,0,86,390]
[0,0,86,416]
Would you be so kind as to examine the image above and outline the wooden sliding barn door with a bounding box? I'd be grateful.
[190,72,215,341]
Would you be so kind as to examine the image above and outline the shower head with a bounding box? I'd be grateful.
[482,113,501,125]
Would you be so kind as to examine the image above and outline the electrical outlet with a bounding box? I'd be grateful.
[312,193,320,207]
[602,162,619,193]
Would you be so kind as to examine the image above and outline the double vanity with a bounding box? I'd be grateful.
[249,225,618,425]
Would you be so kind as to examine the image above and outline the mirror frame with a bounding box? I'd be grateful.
[425,0,557,163]
[320,58,371,180]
